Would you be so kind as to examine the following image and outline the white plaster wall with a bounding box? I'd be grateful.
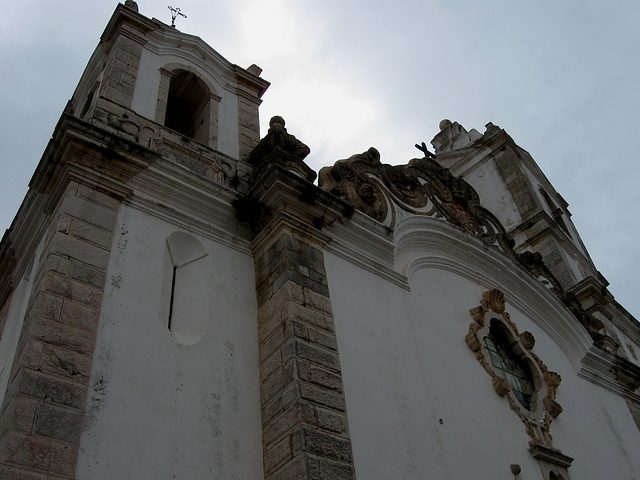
[0,236,46,407]
[0,256,38,406]
[0,278,30,406]
[75,204,263,479]
[131,47,240,159]
[325,241,640,479]
[129,47,161,120]
[461,157,522,229]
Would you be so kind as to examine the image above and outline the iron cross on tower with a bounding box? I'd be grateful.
[168,6,187,28]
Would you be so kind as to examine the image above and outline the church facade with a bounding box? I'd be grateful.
[0,2,639,479]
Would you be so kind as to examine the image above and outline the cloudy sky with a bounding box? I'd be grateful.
[1,1,639,318]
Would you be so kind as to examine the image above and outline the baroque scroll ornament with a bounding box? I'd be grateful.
[466,289,564,450]
[318,144,618,347]
[319,146,563,293]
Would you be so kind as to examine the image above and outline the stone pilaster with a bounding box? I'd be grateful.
[254,223,355,480]
[0,116,156,479]
[242,118,357,479]
[98,6,151,110]
[155,68,174,125]
[207,92,222,151]
[0,182,117,479]
[235,66,270,161]
[237,92,261,160]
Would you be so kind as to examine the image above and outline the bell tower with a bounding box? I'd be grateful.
[72,0,269,167]
[0,2,270,478]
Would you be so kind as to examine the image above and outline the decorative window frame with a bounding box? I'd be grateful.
[466,289,573,474]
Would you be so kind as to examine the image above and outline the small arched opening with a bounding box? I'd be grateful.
[163,232,208,345]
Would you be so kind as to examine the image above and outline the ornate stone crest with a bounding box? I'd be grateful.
[466,289,567,457]
[319,147,563,293]
[318,145,621,351]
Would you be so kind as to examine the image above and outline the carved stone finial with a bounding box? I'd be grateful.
[439,119,452,131]
[247,116,315,183]
[124,0,139,11]
[247,64,262,76]
[431,119,482,154]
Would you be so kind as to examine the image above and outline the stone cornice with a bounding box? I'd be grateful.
[511,210,598,278]
[578,344,640,397]
[234,65,271,101]
[323,211,407,290]
[241,162,353,236]
[568,276,610,311]
[30,114,158,199]
[529,443,574,469]
[394,216,593,371]
[1,114,159,309]
[101,4,157,45]
[127,158,253,255]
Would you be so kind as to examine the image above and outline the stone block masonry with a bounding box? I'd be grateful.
[253,224,356,480]
[99,28,145,110]
[238,93,262,161]
[0,181,119,478]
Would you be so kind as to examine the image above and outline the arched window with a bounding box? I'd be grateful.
[483,319,536,410]
[164,70,211,144]
[156,65,221,149]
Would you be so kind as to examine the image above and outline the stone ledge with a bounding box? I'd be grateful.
[529,443,573,468]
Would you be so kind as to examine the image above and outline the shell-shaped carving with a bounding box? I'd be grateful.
[492,376,510,397]
[469,306,485,326]
[543,398,563,418]
[520,331,536,350]
[483,289,505,314]
[480,299,490,313]
[544,371,562,387]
